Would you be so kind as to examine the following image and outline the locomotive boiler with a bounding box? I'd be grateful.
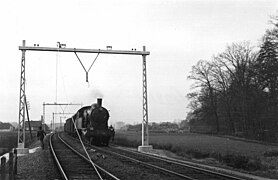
[64,98,114,146]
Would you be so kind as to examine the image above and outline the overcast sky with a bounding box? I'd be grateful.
[0,0,277,126]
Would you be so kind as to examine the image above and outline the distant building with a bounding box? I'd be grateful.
[25,121,49,131]
[42,123,50,131]
[25,121,41,131]
[0,122,15,132]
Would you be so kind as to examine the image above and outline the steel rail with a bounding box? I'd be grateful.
[69,117,103,179]
[58,134,120,180]
[89,145,199,180]
[110,145,246,180]
[49,133,68,180]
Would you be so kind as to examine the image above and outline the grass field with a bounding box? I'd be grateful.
[0,131,17,156]
[114,131,278,178]
[0,131,36,156]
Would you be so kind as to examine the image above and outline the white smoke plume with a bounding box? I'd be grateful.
[91,88,104,99]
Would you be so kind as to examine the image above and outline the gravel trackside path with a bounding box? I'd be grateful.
[15,135,61,180]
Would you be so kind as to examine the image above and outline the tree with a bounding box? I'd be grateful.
[210,60,235,133]
[214,42,257,134]
[253,16,278,138]
[256,29,278,99]
[187,15,278,141]
[187,42,258,136]
[188,60,220,132]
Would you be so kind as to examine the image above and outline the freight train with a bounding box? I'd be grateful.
[64,98,115,146]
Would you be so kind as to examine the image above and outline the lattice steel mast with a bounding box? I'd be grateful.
[142,46,149,146]
[18,40,26,148]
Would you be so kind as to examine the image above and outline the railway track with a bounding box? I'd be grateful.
[61,133,250,180]
[49,133,120,180]
[108,145,249,180]
[92,145,248,180]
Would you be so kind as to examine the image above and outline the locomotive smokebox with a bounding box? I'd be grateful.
[97,98,102,107]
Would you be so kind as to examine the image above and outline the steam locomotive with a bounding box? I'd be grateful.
[64,98,115,146]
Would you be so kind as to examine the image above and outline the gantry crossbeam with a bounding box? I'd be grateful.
[19,46,150,55]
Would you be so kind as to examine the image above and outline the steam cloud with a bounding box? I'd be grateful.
[91,88,104,99]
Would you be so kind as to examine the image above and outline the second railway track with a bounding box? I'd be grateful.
[91,145,248,180]
[49,133,120,180]
[106,145,248,180]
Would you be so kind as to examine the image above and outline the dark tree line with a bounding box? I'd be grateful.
[187,16,278,142]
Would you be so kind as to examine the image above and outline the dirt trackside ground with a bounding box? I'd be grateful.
[15,134,61,180]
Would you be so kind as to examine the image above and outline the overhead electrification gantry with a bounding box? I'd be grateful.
[43,102,82,130]
[18,40,151,151]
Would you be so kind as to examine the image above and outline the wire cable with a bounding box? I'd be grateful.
[55,49,59,131]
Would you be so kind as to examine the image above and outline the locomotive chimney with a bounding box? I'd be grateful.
[97,98,102,107]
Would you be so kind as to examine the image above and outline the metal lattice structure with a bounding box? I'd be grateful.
[43,103,82,130]
[18,40,150,147]
[18,40,26,148]
[142,46,149,146]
